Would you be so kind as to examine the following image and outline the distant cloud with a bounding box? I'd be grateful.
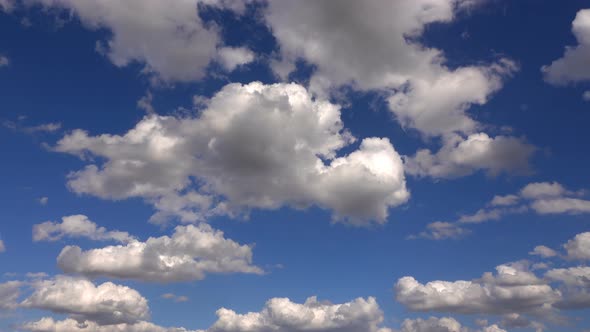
[33,214,134,243]
[38,197,48,206]
[161,293,189,303]
[0,55,9,67]
[3,119,61,134]
[409,221,471,240]
[0,239,5,253]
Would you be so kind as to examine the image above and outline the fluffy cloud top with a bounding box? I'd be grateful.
[404,133,535,179]
[33,214,134,243]
[542,9,590,85]
[395,263,560,315]
[21,276,149,325]
[401,317,506,332]
[205,296,389,332]
[57,223,262,282]
[0,281,21,310]
[21,318,198,332]
[55,82,409,225]
[563,232,590,260]
[25,0,250,82]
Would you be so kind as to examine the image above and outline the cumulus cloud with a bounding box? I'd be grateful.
[490,195,520,207]
[0,281,21,310]
[563,232,590,260]
[395,263,560,315]
[529,246,558,258]
[0,238,5,252]
[520,182,570,199]
[21,318,198,332]
[204,296,390,332]
[400,316,506,332]
[545,266,590,309]
[57,223,262,282]
[404,133,536,179]
[38,196,49,205]
[217,47,255,71]
[24,0,250,82]
[21,276,149,325]
[33,214,134,243]
[54,82,409,225]
[542,9,590,85]
[161,293,189,303]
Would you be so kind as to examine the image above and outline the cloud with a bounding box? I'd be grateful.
[0,281,21,310]
[395,263,560,315]
[520,182,570,199]
[400,316,506,332]
[563,232,590,260]
[2,120,62,134]
[490,195,520,207]
[217,47,255,71]
[266,0,515,136]
[54,82,409,225]
[161,293,189,303]
[21,318,198,332]
[542,9,590,85]
[545,266,590,309]
[0,239,5,253]
[38,196,48,205]
[409,221,471,240]
[21,276,149,325]
[529,246,558,258]
[25,0,250,82]
[33,214,134,243]
[57,223,262,282]
[204,296,390,332]
[530,197,590,214]
[0,54,9,66]
[404,133,536,179]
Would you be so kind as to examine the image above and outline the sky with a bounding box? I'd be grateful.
[1,0,590,331]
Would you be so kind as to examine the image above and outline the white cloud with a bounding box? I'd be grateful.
[529,246,558,258]
[205,296,390,332]
[25,0,249,82]
[490,194,520,207]
[38,196,49,205]
[583,90,590,101]
[530,197,590,214]
[0,281,21,310]
[217,47,255,71]
[545,266,590,309]
[409,221,470,240]
[0,54,9,66]
[57,223,262,282]
[161,293,189,303]
[520,182,570,199]
[400,316,506,332]
[33,214,134,243]
[2,120,62,134]
[0,239,5,253]
[404,133,536,179]
[54,82,409,225]
[21,318,198,332]
[542,9,590,85]
[395,263,560,315]
[563,232,590,260]
[266,0,516,136]
[21,276,149,325]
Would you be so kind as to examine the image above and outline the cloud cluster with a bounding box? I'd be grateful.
[33,214,134,243]
[21,318,198,332]
[21,276,149,325]
[24,0,253,82]
[542,9,590,86]
[0,281,21,310]
[57,223,262,282]
[395,263,560,315]
[55,82,409,225]
[401,316,506,332]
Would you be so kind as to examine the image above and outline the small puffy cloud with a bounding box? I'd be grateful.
[161,293,189,303]
[583,91,590,101]
[57,223,262,282]
[542,9,590,85]
[490,194,520,207]
[21,317,198,332]
[26,0,250,82]
[529,245,558,258]
[563,232,590,260]
[217,47,255,71]
[409,222,470,240]
[54,82,409,225]
[33,214,134,243]
[0,239,5,252]
[0,54,9,66]
[404,133,536,179]
[21,276,149,325]
[0,281,21,310]
[395,263,560,315]
[205,296,388,332]
[530,197,590,214]
[520,182,569,199]
[38,196,48,205]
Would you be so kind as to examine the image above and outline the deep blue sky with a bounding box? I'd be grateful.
[1,1,590,331]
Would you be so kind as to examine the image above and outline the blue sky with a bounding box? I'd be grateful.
[1,1,590,331]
